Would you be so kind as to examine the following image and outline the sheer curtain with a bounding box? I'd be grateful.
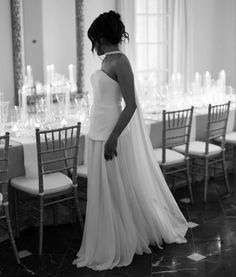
[169,0,193,89]
[116,0,136,70]
[116,0,193,90]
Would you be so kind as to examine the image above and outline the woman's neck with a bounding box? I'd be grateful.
[102,45,120,55]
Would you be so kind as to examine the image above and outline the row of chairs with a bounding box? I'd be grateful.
[1,101,234,262]
[154,101,232,203]
[0,123,84,263]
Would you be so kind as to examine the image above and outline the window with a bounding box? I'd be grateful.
[135,0,170,97]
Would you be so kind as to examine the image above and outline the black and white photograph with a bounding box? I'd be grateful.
[0,0,236,276]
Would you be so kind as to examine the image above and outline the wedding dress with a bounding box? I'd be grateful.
[73,52,188,271]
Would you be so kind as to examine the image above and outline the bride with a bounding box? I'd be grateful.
[73,10,188,271]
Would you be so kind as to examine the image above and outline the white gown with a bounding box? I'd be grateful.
[73,58,188,271]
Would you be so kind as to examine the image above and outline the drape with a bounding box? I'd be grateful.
[116,0,136,70]
[116,0,193,90]
[169,0,193,90]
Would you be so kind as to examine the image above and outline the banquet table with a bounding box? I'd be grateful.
[0,106,235,242]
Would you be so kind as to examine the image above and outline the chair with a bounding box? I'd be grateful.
[173,101,231,202]
[216,131,236,174]
[153,106,194,203]
[0,132,20,263]
[10,123,84,255]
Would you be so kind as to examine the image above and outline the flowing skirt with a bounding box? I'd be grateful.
[73,128,188,271]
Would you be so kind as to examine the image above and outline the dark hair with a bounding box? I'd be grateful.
[87,10,129,52]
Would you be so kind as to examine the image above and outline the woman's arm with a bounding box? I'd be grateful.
[104,55,137,160]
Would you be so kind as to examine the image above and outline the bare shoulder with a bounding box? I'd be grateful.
[112,53,133,77]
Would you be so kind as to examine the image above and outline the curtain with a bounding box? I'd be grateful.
[116,0,136,70]
[169,0,193,90]
[116,0,193,91]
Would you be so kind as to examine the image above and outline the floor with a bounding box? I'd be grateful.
[0,174,236,277]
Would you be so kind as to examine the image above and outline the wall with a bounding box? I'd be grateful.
[42,0,76,82]
[23,0,44,83]
[0,0,235,106]
[0,0,15,107]
[192,0,236,87]
[83,0,116,96]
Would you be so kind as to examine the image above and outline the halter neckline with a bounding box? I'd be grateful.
[104,50,122,56]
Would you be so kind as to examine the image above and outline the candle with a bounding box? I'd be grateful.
[26,65,33,86]
[176,73,181,88]
[219,70,226,86]
[21,87,27,121]
[194,72,202,88]
[50,64,55,84]
[204,71,211,87]
[46,65,51,85]
[68,64,75,84]
[46,64,55,85]
[64,84,70,118]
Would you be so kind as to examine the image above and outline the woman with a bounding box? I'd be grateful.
[73,10,188,271]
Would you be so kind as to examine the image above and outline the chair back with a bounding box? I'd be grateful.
[0,132,10,204]
[162,106,194,163]
[205,101,230,154]
[35,123,81,193]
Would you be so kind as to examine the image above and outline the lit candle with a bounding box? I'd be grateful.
[219,70,226,86]
[46,65,51,85]
[204,71,211,87]
[176,73,181,88]
[68,64,75,84]
[26,65,33,86]
[50,64,55,84]
[194,72,202,88]
[64,84,70,118]
[21,86,27,121]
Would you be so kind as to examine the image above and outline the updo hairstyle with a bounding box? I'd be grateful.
[87,10,129,51]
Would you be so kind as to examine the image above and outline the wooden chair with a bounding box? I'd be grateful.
[10,123,84,255]
[0,132,20,263]
[173,101,231,202]
[153,106,194,203]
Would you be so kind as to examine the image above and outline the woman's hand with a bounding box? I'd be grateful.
[104,135,118,160]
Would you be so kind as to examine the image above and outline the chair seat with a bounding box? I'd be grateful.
[173,141,222,157]
[153,148,185,165]
[77,164,88,178]
[216,132,236,145]
[0,193,2,206]
[11,172,72,195]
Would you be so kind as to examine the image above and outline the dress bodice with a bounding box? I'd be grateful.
[88,70,125,140]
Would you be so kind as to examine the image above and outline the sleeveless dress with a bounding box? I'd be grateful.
[73,54,188,271]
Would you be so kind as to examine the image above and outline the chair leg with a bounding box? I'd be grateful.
[222,152,230,194]
[191,158,195,186]
[204,158,209,203]
[12,189,20,238]
[233,146,236,174]
[39,195,44,256]
[73,186,84,230]
[186,159,194,204]
[3,204,20,264]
